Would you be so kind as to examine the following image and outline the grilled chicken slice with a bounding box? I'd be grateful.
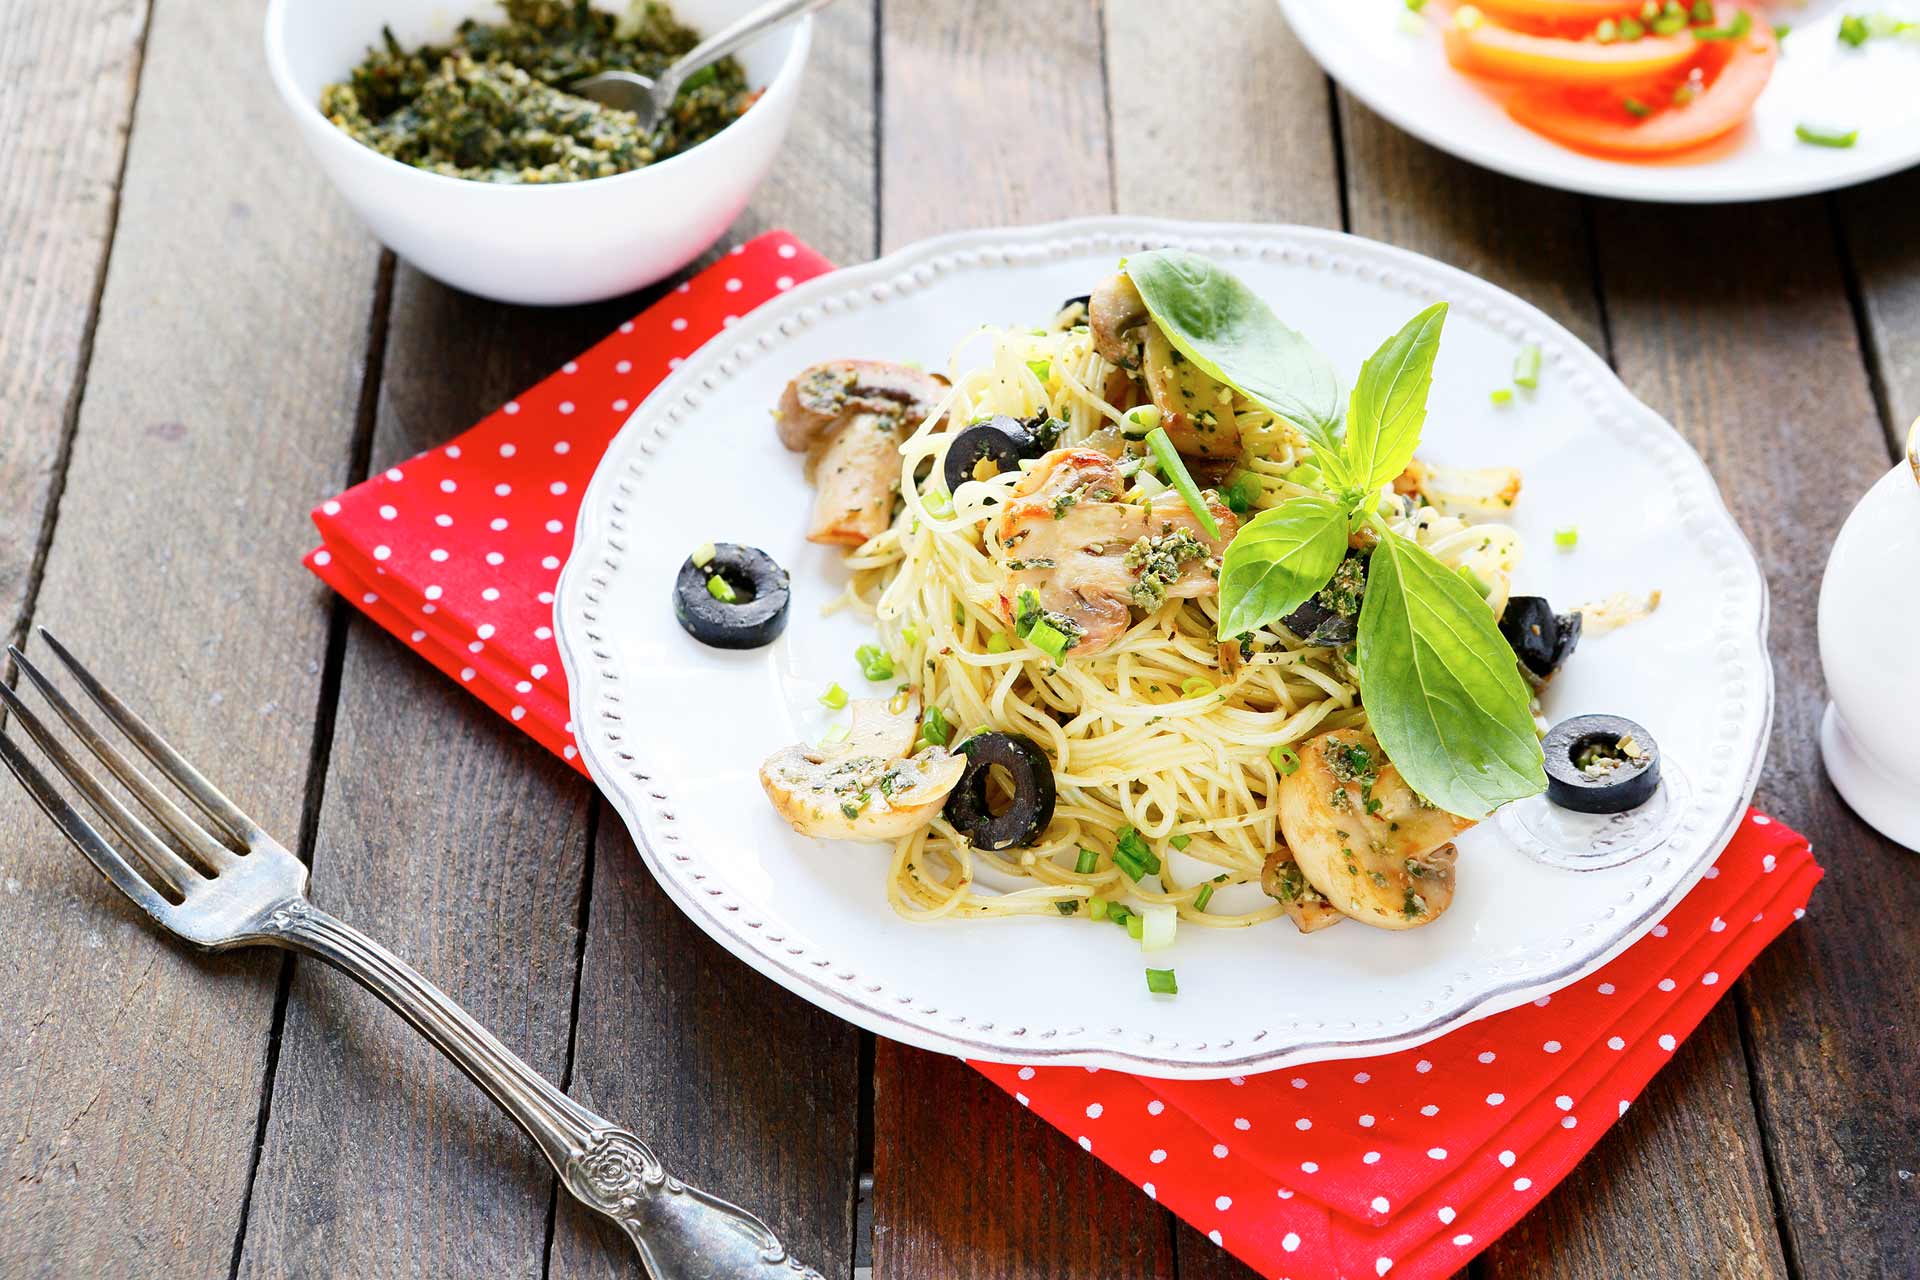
[1278,728,1472,930]
[1261,844,1344,934]
[777,360,949,546]
[1394,457,1523,518]
[990,449,1236,657]
[760,697,965,841]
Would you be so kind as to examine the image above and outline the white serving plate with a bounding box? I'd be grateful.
[1279,0,1920,203]
[557,217,1771,1077]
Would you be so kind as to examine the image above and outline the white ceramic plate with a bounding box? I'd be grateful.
[557,218,1771,1078]
[1279,0,1920,203]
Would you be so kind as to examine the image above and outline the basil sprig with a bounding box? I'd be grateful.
[1122,255,1543,817]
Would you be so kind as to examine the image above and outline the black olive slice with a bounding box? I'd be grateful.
[1543,714,1660,814]
[943,416,1036,495]
[943,731,1057,850]
[1499,595,1582,685]
[673,543,790,650]
[1277,596,1356,647]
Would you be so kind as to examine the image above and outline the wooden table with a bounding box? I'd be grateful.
[3,2,1917,1275]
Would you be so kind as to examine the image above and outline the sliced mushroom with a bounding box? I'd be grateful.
[990,449,1237,656]
[1089,272,1149,370]
[1261,845,1344,934]
[776,360,950,546]
[1143,327,1241,462]
[759,697,966,841]
[1277,728,1472,930]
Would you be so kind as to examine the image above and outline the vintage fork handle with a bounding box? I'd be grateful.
[656,0,835,101]
[264,900,822,1279]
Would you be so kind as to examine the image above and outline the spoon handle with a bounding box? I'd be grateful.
[656,0,837,101]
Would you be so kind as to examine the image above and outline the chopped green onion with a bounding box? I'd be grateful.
[1181,676,1215,697]
[1193,883,1215,912]
[1554,525,1580,549]
[819,722,849,746]
[1027,620,1070,662]
[1652,12,1686,34]
[1075,848,1099,875]
[1107,902,1133,929]
[1490,387,1513,406]
[706,574,737,603]
[1026,359,1051,383]
[1056,899,1080,916]
[1221,469,1263,515]
[1772,22,1791,39]
[855,644,894,681]
[1454,4,1483,30]
[1143,427,1220,539]
[986,631,1012,654]
[952,599,967,626]
[1595,17,1619,41]
[1169,833,1192,851]
[1125,913,1144,941]
[690,542,717,568]
[1114,849,1148,882]
[1269,744,1301,775]
[1089,897,1110,921]
[1796,123,1859,148]
[922,488,954,518]
[1457,565,1493,598]
[1692,8,1750,39]
[1689,0,1712,20]
[918,705,951,748]
[1617,16,1645,39]
[1672,81,1699,106]
[1839,14,1870,45]
[1140,903,1177,952]
[1513,342,1543,388]
[1640,0,1657,18]
[1404,0,1427,9]
[900,623,920,649]
[1121,405,1162,439]
[1145,967,1179,996]
[819,682,848,710]
[1116,826,1160,875]
[1622,95,1652,118]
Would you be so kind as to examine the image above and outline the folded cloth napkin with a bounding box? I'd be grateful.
[305,230,1823,1280]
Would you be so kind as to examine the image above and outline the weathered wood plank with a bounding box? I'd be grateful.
[1338,95,1605,354]
[1105,0,1341,230]
[1484,1005,1788,1278]
[550,6,878,1276]
[1838,169,1920,446]
[872,1042,1176,1277]
[0,0,382,1271]
[233,615,593,1278]
[1589,194,1919,1280]
[0,0,146,638]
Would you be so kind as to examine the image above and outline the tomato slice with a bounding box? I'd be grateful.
[1470,0,1644,19]
[1444,17,1701,85]
[1505,7,1777,156]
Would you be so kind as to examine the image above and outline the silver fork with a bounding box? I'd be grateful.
[0,629,822,1280]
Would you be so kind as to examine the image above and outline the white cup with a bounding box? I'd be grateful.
[1818,419,1920,851]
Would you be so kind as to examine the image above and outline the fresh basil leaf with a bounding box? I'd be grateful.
[1216,493,1350,637]
[1345,302,1446,497]
[1356,532,1545,819]
[1125,249,1346,472]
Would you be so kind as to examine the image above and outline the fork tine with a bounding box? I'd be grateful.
[10,645,241,871]
[37,629,260,845]
[0,680,203,900]
[0,724,180,925]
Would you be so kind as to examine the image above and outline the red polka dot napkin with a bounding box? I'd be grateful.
[304,229,1822,1280]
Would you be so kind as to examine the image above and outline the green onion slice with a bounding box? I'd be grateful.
[690,542,717,568]
[1193,883,1215,912]
[1027,620,1070,662]
[1268,744,1301,775]
[1554,525,1580,549]
[819,682,848,710]
[1795,122,1859,148]
[855,644,894,681]
[1075,847,1099,875]
[1513,342,1543,388]
[1145,967,1178,996]
[1144,427,1221,539]
[706,574,737,603]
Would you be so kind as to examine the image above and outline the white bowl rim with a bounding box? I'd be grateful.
[262,0,813,197]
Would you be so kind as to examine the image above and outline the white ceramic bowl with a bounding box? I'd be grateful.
[264,0,811,305]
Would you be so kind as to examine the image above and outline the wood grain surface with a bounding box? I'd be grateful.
[4,1,1918,1276]
[0,0,381,1273]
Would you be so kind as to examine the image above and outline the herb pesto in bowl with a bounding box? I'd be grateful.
[320,0,753,184]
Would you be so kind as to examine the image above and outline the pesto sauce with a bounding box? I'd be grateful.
[320,0,753,184]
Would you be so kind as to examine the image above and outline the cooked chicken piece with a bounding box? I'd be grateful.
[1089,272,1149,370]
[1395,457,1523,517]
[1261,845,1344,934]
[990,449,1237,656]
[1143,327,1241,463]
[1278,728,1472,930]
[777,360,950,546]
[760,697,965,841]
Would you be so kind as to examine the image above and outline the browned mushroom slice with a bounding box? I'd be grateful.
[1261,844,1344,934]
[1143,327,1241,462]
[1089,272,1149,370]
[776,360,950,546]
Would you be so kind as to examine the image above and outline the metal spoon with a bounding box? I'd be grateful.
[570,0,837,130]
